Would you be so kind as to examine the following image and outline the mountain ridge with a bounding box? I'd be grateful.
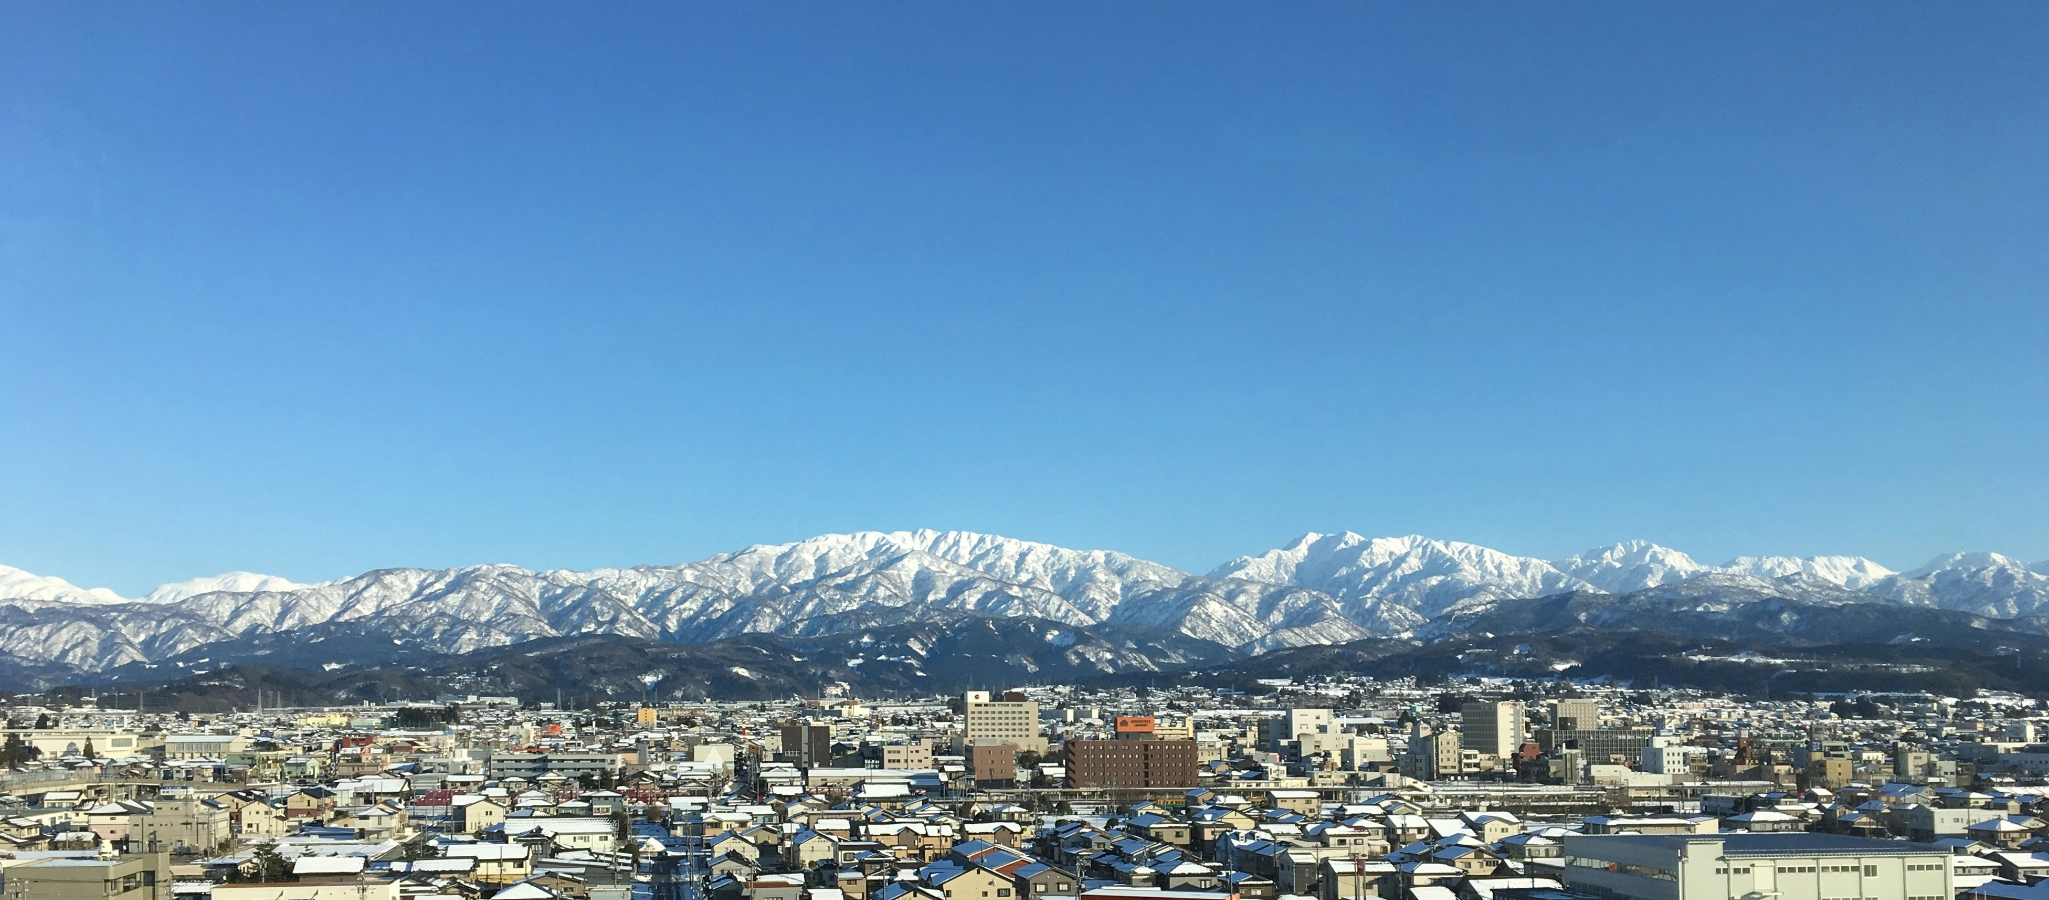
[3,530,2047,685]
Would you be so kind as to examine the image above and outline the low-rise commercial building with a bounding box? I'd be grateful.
[2,853,169,900]
[1561,834,1953,900]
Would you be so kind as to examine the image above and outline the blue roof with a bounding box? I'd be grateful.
[951,839,998,857]
[978,849,1030,869]
[923,864,971,885]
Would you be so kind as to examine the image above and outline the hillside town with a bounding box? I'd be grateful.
[3,679,2048,900]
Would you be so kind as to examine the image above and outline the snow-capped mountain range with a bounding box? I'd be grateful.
[2,531,2046,677]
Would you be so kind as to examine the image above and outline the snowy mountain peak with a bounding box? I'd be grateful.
[4,530,2049,682]
[0,565,128,605]
[144,571,311,604]
[1863,551,2049,619]
[1555,541,1706,593]
[1210,532,1524,582]
[1719,555,1897,590]
[1904,551,2028,579]
[1210,532,1597,619]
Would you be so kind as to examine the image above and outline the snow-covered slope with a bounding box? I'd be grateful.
[1717,555,1895,590]
[1865,552,2049,618]
[551,530,1349,650]
[0,565,128,605]
[144,572,311,604]
[2,530,2044,676]
[0,531,1376,671]
[1551,542,1897,592]
[1210,533,1597,620]
[1554,541,1708,593]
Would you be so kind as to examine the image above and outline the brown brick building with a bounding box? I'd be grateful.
[969,743,1018,787]
[1064,738,1199,788]
[780,721,833,767]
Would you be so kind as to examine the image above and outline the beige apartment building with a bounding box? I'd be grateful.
[3,853,170,900]
[961,691,1045,754]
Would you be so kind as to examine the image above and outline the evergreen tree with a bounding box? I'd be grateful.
[1,733,39,767]
[81,737,97,759]
[248,841,288,882]
[35,713,51,729]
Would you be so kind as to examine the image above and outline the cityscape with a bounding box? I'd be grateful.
[4,4,2045,900]
[2,677,2047,900]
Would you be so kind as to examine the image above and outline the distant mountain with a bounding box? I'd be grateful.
[1718,555,1897,590]
[0,531,1340,679]
[1549,542,1898,593]
[83,611,1240,703]
[2,529,2045,688]
[1208,533,1595,623]
[1554,541,1708,593]
[144,572,312,605]
[0,564,128,605]
[1429,573,2049,648]
[1866,552,2049,618]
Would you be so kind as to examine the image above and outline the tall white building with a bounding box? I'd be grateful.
[1644,739,1693,776]
[962,691,1045,753]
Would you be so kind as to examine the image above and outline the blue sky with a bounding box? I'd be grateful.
[3,3,2046,594]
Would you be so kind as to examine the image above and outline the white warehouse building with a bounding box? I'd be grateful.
[1561,834,1953,900]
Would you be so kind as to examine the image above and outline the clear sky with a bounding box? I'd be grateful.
[3,3,2046,595]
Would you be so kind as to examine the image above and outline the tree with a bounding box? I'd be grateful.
[34,713,51,729]
[2,733,41,767]
[247,841,288,882]
[81,738,97,759]
[400,836,437,861]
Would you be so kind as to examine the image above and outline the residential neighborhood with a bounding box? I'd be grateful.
[3,680,2048,900]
